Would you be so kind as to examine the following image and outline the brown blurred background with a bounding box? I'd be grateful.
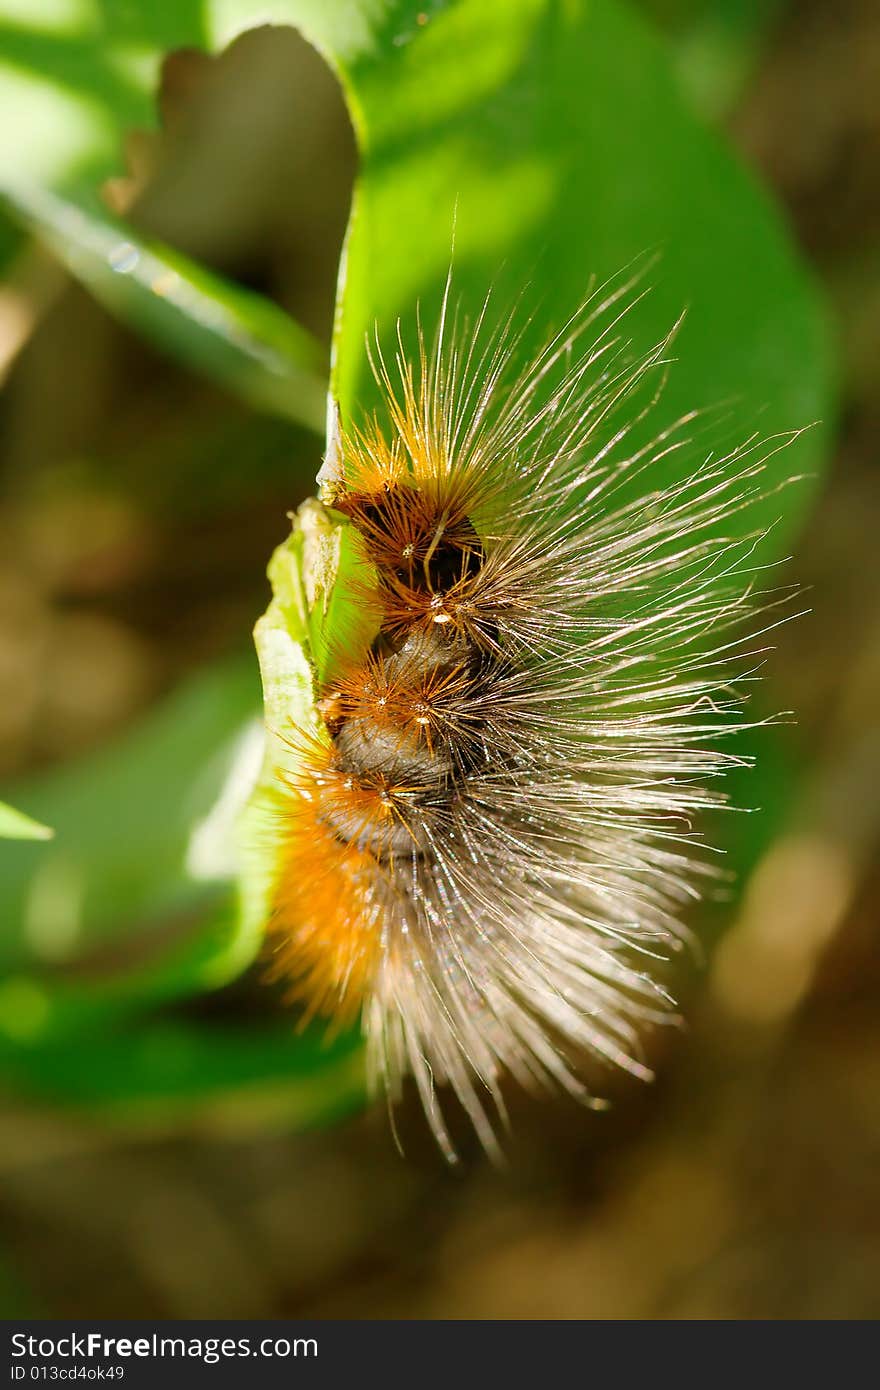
[0,2,878,1318]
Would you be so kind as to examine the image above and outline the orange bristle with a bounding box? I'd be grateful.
[324,650,477,753]
[329,418,491,580]
[267,738,414,1028]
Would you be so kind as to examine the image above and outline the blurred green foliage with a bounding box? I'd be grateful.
[2,657,258,974]
[0,0,831,1126]
[1,186,328,429]
[642,0,788,118]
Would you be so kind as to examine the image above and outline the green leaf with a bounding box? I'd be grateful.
[0,801,53,841]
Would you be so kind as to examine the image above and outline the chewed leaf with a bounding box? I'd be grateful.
[242,498,382,944]
[0,801,53,842]
[257,498,381,726]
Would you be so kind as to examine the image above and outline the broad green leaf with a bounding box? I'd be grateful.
[0,801,53,841]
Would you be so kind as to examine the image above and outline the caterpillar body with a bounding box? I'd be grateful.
[253,274,792,1160]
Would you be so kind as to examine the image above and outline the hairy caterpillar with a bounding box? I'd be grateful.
[250,270,794,1161]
